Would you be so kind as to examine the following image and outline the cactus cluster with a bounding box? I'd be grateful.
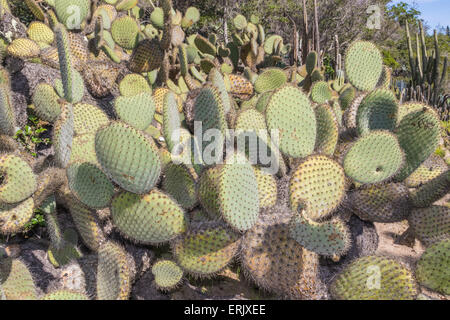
[0,1,448,301]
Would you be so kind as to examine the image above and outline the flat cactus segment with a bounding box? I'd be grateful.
[172,222,240,277]
[111,15,139,49]
[129,39,164,73]
[345,41,383,91]
[339,85,356,110]
[114,92,156,130]
[53,102,74,168]
[41,290,89,300]
[197,166,221,219]
[194,35,216,56]
[111,189,187,245]
[194,86,227,157]
[69,134,99,166]
[32,83,62,123]
[73,103,110,136]
[208,68,232,114]
[330,256,418,300]
[227,74,254,100]
[217,155,260,232]
[254,68,287,94]
[343,131,404,184]
[95,122,162,194]
[0,259,37,300]
[97,241,132,300]
[152,260,184,291]
[410,170,450,208]
[265,85,316,158]
[415,239,450,295]
[394,106,441,181]
[310,81,332,104]
[314,104,339,156]
[240,207,323,299]
[0,84,16,136]
[0,198,35,235]
[27,21,54,44]
[119,74,151,97]
[0,154,37,204]
[404,155,448,188]
[289,210,351,259]
[162,91,182,152]
[161,163,197,210]
[290,155,346,221]
[344,183,411,222]
[7,38,40,58]
[408,206,449,247]
[254,167,277,209]
[67,162,115,209]
[356,89,398,135]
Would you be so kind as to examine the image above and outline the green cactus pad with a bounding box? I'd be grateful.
[339,85,356,111]
[290,155,346,221]
[162,91,182,152]
[330,255,418,300]
[310,81,332,104]
[409,206,449,247]
[343,131,404,184]
[208,68,232,114]
[394,106,441,181]
[0,154,37,204]
[111,16,139,49]
[0,198,35,235]
[217,155,260,232]
[254,167,277,209]
[197,166,221,219]
[67,162,115,209]
[53,102,74,168]
[345,41,383,91]
[264,35,283,55]
[233,14,248,30]
[415,239,449,295]
[240,207,322,299]
[306,51,318,74]
[404,155,448,188]
[95,122,162,194]
[266,85,317,158]
[0,84,16,136]
[410,170,450,208]
[254,68,288,94]
[289,210,351,259]
[128,39,165,73]
[32,83,62,123]
[162,163,197,210]
[111,189,187,245]
[194,35,216,56]
[356,89,398,135]
[41,290,89,300]
[73,103,110,136]
[194,86,228,157]
[27,21,54,44]
[344,183,411,222]
[314,104,339,156]
[119,74,151,97]
[114,92,156,130]
[152,260,184,291]
[7,38,40,58]
[0,259,37,300]
[69,134,99,166]
[172,221,240,277]
[97,241,132,300]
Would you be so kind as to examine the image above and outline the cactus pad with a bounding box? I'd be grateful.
[254,68,287,94]
[114,92,156,130]
[152,260,184,291]
[408,206,449,247]
[0,154,37,204]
